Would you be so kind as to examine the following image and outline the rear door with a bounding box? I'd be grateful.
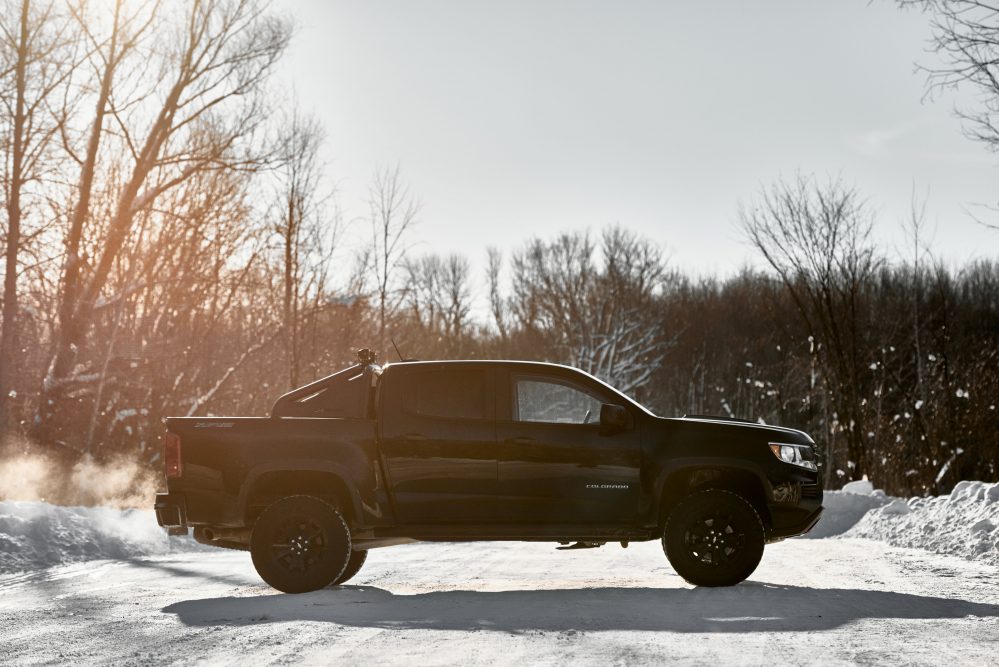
[495,369,642,524]
[379,364,496,524]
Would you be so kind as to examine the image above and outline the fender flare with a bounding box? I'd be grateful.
[238,460,367,526]
[651,457,773,517]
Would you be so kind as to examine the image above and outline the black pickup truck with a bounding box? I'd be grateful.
[155,353,822,593]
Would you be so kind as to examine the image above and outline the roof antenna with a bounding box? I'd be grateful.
[391,338,405,362]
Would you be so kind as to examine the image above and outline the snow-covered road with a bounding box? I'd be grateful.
[2,537,997,665]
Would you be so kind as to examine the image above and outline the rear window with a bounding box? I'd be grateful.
[402,368,487,420]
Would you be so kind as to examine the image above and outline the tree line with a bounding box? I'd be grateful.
[1,0,997,498]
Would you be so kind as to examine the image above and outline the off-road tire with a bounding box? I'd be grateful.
[330,549,368,586]
[250,495,351,593]
[663,488,765,587]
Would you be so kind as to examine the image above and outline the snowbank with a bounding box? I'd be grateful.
[0,501,207,575]
[805,483,892,539]
[842,481,999,567]
[809,478,999,567]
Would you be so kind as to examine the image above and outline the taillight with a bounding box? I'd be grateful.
[165,432,182,478]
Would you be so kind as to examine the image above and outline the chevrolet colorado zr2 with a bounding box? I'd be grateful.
[155,352,823,593]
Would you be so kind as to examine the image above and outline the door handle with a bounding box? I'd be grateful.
[509,436,533,445]
[404,433,427,442]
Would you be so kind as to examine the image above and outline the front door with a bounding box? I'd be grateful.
[495,370,642,524]
[379,365,496,524]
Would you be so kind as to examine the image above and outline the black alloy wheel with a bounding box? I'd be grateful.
[663,488,765,587]
[250,495,351,593]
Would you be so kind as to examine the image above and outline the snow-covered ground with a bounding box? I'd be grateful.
[0,501,207,575]
[0,483,997,664]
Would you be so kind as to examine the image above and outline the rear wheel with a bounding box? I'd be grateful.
[250,495,351,593]
[663,489,765,587]
[330,549,368,586]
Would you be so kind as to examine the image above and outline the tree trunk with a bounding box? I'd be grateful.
[0,0,31,437]
[36,1,121,442]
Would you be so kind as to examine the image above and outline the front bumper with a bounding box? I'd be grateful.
[765,467,823,540]
[154,492,187,528]
[768,503,823,541]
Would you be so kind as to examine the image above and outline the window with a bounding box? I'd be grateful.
[515,377,602,424]
[403,369,486,420]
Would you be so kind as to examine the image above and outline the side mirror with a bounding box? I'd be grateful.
[599,403,632,435]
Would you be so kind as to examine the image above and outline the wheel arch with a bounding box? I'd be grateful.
[655,462,771,530]
[239,461,364,527]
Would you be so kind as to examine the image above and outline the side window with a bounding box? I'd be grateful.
[515,377,602,424]
[403,369,487,420]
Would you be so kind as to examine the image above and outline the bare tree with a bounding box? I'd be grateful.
[440,253,471,344]
[740,174,880,481]
[902,188,934,405]
[36,0,291,442]
[89,164,264,452]
[403,252,471,354]
[899,0,999,228]
[0,0,75,436]
[589,226,673,396]
[367,163,419,355]
[486,246,507,343]
[511,231,594,347]
[270,107,336,388]
[403,254,441,333]
[510,227,672,397]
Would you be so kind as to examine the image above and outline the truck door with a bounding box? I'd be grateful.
[379,364,496,524]
[495,370,642,524]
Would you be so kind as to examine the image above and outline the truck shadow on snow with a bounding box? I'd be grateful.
[162,582,999,634]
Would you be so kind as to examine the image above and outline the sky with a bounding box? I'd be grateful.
[271,0,998,282]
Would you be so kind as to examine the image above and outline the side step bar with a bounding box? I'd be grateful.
[371,524,656,542]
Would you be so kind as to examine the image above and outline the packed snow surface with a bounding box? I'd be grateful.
[0,501,206,574]
[1,538,997,665]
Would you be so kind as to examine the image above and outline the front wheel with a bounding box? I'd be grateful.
[663,489,765,587]
[250,495,351,593]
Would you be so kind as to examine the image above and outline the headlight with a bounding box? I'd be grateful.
[768,442,817,471]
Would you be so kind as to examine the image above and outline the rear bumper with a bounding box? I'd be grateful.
[154,493,187,528]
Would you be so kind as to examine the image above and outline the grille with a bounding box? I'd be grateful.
[801,483,821,499]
